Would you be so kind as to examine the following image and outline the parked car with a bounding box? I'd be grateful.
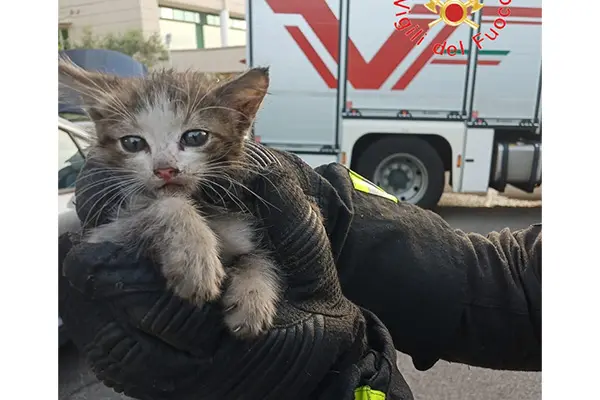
[58,116,93,346]
[59,116,93,209]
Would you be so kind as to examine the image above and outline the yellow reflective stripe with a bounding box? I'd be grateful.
[348,169,398,203]
[350,172,372,193]
[354,385,386,400]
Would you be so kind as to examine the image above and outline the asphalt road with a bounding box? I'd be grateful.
[59,201,542,400]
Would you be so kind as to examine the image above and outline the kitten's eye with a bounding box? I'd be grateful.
[181,130,209,147]
[120,136,148,153]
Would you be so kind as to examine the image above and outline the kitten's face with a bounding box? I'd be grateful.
[59,60,269,196]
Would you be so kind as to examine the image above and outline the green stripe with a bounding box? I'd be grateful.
[464,50,510,56]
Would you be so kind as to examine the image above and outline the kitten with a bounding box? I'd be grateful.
[58,57,281,339]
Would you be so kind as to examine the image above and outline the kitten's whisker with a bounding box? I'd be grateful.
[202,161,264,174]
[77,185,133,226]
[202,159,280,180]
[78,180,136,228]
[76,179,136,209]
[222,176,280,212]
[200,168,279,212]
[80,188,121,230]
[201,182,228,209]
[89,180,137,228]
[199,176,251,214]
[83,159,138,173]
[75,175,137,196]
[75,174,129,188]
[75,177,134,198]
[198,161,284,206]
[114,183,145,221]
[75,169,135,183]
[91,190,124,228]
[214,184,251,214]
[114,193,129,221]
[75,169,136,184]
[78,164,139,174]
[75,173,123,186]
[195,156,284,201]
[200,171,275,215]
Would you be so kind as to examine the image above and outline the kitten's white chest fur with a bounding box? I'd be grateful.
[207,215,258,263]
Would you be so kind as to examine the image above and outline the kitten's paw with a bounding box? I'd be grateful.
[162,250,226,307]
[222,256,281,339]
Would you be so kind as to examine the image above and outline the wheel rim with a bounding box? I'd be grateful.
[373,153,429,204]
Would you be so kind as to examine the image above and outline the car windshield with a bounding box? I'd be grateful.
[59,112,90,123]
[58,128,86,190]
[71,134,90,155]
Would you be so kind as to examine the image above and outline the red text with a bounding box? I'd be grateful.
[393,0,428,46]
[473,0,511,49]
[433,40,466,56]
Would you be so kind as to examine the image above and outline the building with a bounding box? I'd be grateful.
[58,0,247,73]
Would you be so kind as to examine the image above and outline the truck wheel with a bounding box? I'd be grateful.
[354,136,445,209]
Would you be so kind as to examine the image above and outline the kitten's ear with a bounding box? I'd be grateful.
[215,67,270,127]
[58,56,118,119]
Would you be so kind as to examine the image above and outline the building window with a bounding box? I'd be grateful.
[173,9,186,21]
[160,7,173,19]
[205,14,221,26]
[230,18,246,30]
[160,7,202,23]
[158,6,246,50]
[184,11,200,23]
[159,6,203,50]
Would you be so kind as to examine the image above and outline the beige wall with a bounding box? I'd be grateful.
[60,0,144,42]
[139,0,162,35]
[159,46,246,72]
[59,0,161,42]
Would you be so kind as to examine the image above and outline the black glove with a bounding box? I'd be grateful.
[59,166,371,400]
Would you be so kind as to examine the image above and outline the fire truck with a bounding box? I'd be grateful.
[246,0,542,208]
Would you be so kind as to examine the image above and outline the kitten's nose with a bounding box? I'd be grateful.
[154,168,179,182]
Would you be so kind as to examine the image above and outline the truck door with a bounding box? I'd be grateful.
[248,0,343,162]
[467,0,542,125]
[343,0,473,119]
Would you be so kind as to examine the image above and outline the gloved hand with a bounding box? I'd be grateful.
[59,166,369,400]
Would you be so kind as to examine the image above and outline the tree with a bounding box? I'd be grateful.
[71,27,169,68]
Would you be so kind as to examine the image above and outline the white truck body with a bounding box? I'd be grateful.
[247,0,542,207]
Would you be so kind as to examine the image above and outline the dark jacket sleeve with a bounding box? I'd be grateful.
[309,162,541,372]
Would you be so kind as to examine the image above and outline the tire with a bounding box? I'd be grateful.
[354,136,445,209]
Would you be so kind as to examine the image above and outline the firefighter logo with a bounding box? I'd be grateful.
[424,0,484,29]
